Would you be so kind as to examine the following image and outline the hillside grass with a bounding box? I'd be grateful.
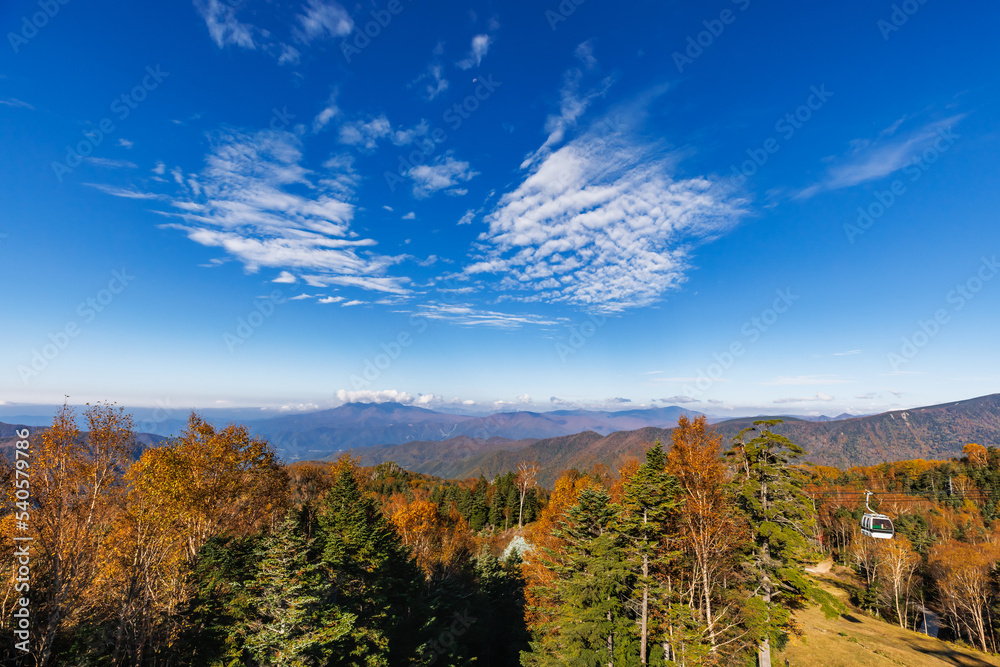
[778,566,1000,667]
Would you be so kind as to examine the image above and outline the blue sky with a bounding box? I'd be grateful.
[2,0,999,418]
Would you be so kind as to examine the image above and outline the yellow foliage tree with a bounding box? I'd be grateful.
[135,413,289,561]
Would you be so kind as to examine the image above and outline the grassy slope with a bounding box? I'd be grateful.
[779,567,999,667]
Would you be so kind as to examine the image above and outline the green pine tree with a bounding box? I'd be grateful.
[238,511,360,666]
[617,442,682,665]
[727,420,817,667]
[523,487,636,667]
[468,476,490,532]
[489,485,505,529]
[319,465,423,665]
[506,487,520,531]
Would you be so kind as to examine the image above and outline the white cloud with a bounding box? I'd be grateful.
[575,40,597,69]
[318,295,344,303]
[517,394,532,404]
[84,157,137,169]
[457,209,476,225]
[84,183,159,199]
[277,44,301,65]
[117,138,134,149]
[521,68,615,169]
[148,129,408,294]
[391,120,430,146]
[833,349,861,356]
[338,115,392,149]
[194,0,255,49]
[414,302,560,328]
[194,0,349,61]
[762,375,852,386]
[402,212,416,220]
[412,63,449,101]
[295,0,353,43]
[657,395,700,404]
[313,91,339,133]
[290,293,314,300]
[407,155,478,198]
[416,255,438,267]
[468,121,742,312]
[796,115,965,198]
[773,393,834,403]
[457,34,491,69]
[0,98,34,110]
[342,299,364,306]
[273,270,297,283]
[152,161,167,175]
[336,389,412,404]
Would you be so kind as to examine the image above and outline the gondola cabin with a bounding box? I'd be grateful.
[861,513,894,539]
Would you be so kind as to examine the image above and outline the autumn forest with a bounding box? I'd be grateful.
[4,404,1000,666]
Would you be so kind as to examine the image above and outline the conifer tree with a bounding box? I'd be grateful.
[617,442,681,665]
[727,420,817,667]
[319,464,422,663]
[489,484,505,530]
[523,487,634,667]
[468,476,490,531]
[238,511,361,666]
[506,487,520,531]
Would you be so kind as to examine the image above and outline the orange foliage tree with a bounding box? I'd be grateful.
[34,403,134,667]
[136,413,288,561]
[666,416,747,648]
[929,539,1000,652]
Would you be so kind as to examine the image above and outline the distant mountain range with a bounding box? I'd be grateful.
[0,422,166,462]
[344,394,1000,486]
[248,402,703,460]
[4,394,997,479]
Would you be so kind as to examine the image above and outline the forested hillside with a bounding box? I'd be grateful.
[712,393,1000,467]
[353,394,1000,485]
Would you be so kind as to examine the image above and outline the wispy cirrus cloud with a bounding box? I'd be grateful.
[762,375,852,386]
[795,114,965,199]
[294,0,353,43]
[413,302,562,328]
[128,129,411,294]
[1,98,35,110]
[193,0,350,63]
[773,393,834,403]
[520,63,616,169]
[84,183,160,199]
[465,112,743,313]
[84,157,138,169]
[193,0,255,49]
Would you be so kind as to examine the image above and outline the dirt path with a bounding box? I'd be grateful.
[805,556,834,574]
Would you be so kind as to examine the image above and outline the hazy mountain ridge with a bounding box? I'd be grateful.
[250,402,701,459]
[347,394,1000,487]
[0,424,169,462]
